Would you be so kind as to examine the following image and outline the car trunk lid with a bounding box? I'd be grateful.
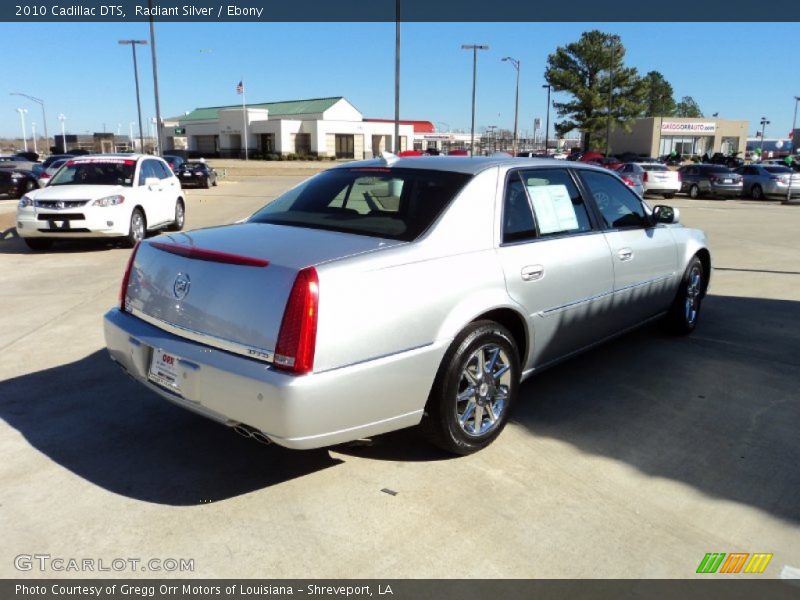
[123,223,402,362]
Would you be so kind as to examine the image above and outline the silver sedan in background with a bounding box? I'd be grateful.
[734,164,800,199]
[104,157,710,455]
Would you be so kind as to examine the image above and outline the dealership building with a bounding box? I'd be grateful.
[607,117,748,157]
[166,96,416,159]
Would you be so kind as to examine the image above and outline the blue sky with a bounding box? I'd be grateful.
[1,21,798,141]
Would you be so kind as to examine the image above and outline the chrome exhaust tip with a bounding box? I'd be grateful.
[230,423,272,445]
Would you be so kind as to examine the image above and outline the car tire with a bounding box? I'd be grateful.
[663,193,675,200]
[23,237,53,251]
[689,184,700,199]
[124,208,146,248]
[168,200,185,232]
[202,177,210,189]
[663,256,705,335]
[751,184,763,200]
[423,320,520,455]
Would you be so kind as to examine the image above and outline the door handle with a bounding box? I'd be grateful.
[521,265,544,281]
[617,248,633,261]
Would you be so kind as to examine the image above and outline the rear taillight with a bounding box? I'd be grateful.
[40,172,50,179]
[119,241,141,312]
[677,172,682,182]
[709,175,717,182]
[274,267,319,375]
[622,177,636,187]
[642,171,649,182]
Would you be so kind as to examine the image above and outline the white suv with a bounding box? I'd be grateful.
[16,154,185,251]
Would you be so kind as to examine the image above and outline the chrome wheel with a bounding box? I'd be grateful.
[131,211,145,242]
[689,184,700,199]
[456,343,511,437]
[684,265,702,326]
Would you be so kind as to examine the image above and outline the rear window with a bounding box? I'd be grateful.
[49,158,136,187]
[640,164,667,172]
[184,162,206,169]
[702,165,731,173]
[764,166,792,174]
[249,167,472,241]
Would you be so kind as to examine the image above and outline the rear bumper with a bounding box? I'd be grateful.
[103,308,446,449]
[707,183,743,197]
[643,182,681,194]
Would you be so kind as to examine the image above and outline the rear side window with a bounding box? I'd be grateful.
[154,160,172,179]
[579,170,648,229]
[138,160,159,185]
[502,169,592,243]
[249,168,471,241]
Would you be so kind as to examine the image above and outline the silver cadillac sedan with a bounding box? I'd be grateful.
[104,156,710,455]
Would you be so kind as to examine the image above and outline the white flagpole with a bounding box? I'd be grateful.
[241,77,248,161]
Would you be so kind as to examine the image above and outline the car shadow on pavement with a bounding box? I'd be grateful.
[0,234,121,254]
[0,350,342,506]
[510,293,800,524]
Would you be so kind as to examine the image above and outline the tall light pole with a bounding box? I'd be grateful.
[31,122,38,154]
[147,0,164,155]
[58,113,66,153]
[10,92,49,155]
[16,108,28,152]
[542,84,552,153]
[759,117,770,160]
[394,0,400,153]
[788,97,799,203]
[501,57,520,156]
[119,39,148,153]
[129,122,135,150]
[462,44,489,156]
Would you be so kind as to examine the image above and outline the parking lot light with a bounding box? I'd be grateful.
[461,44,489,157]
[16,107,28,152]
[119,39,148,153]
[759,117,770,159]
[501,57,520,155]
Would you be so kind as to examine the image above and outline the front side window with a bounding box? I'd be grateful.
[580,170,648,229]
[48,158,136,187]
[249,167,471,241]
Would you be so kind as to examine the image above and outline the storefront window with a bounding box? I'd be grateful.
[659,136,713,157]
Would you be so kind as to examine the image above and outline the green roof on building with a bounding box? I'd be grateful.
[181,96,346,122]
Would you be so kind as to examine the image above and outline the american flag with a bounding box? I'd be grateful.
[236,80,244,95]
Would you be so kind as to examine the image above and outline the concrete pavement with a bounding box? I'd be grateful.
[0,182,798,579]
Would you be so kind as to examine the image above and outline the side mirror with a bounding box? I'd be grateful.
[144,177,160,187]
[652,205,680,224]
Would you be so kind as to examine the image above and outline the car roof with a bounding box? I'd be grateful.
[330,155,609,176]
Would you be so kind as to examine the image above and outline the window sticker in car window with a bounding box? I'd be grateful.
[526,184,579,235]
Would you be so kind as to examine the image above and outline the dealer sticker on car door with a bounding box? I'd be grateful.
[148,348,181,392]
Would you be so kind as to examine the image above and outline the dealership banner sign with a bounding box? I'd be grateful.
[661,122,717,134]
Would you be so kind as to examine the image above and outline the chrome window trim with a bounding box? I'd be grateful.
[128,307,275,364]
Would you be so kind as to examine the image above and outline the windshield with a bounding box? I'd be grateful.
[249,167,472,241]
[49,158,136,187]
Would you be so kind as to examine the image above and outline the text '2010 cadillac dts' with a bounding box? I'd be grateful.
[104,155,711,454]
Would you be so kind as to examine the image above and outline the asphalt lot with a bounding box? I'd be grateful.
[0,177,799,579]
